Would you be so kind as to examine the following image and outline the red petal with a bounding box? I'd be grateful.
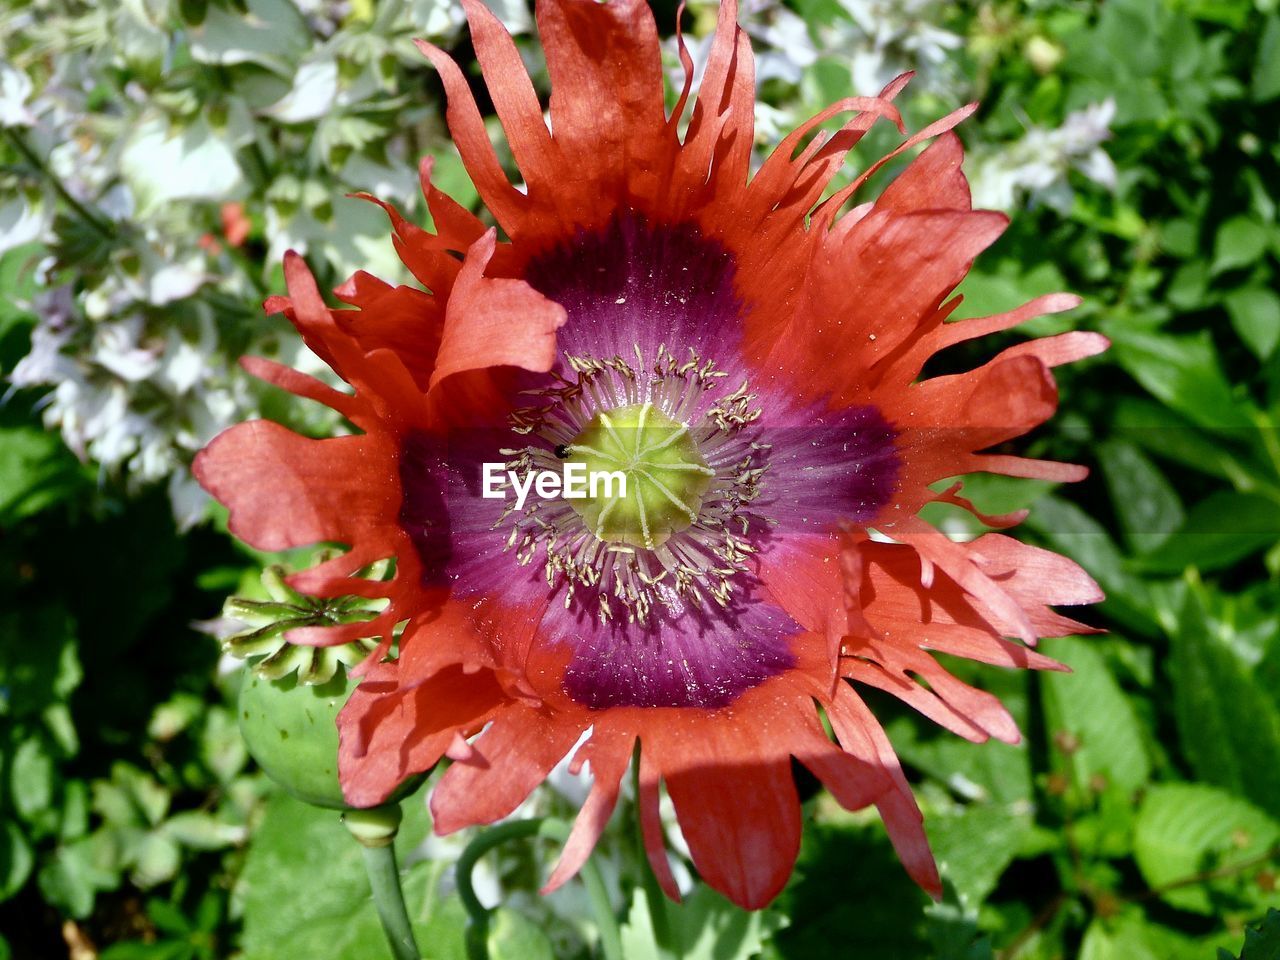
[878,131,971,212]
[338,661,505,808]
[659,725,801,909]
[536,0,666,206]
[430,704,586,833]
[430,231,566,391]
[463,0,557,186]
[827,684,942,897]
[415,40,529,230]
[683,0,755,198]
[542,728,634,893]
[193,421,398,553]
[637,747,682,901]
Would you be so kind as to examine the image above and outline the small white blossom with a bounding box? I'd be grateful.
[968,99,1118,213]
[0,61,35,127]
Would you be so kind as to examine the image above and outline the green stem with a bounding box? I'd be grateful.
[361,842,421,960]
[455,818,622,960]
[3,127,116,238]
[344,805,421,960]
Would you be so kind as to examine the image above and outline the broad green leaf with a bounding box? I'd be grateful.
[161,811,246,850]
[188,0,309,69]
[1212,216,1271,274]
[887,724,1032,807]
[121,115,244,217]
[1137,492,1280,574]
[263,56,337,123]
[1082,906,1241,960]
[1113,397,1264,486]
[1097,439,1184,553]
[926,804,1033,910]
[922,904,995,960]
[1041,637,1151,797]
[1160,218,1200,258]
[488,907,556,960]
[1226,287,1280,360]
[37,834,122,919]
[1166,260,1210,311]
[99,942,188,960]
[0,427,82,523]
[1221,909,1280,960]
[1134,783,1279,915]
[126,831,181,889]
[1171,588,1280,815]
[237,789,469,960]
[1107,327,1254,430]
[763,823,929,958]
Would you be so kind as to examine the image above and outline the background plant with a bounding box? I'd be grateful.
[2,0,1278,957]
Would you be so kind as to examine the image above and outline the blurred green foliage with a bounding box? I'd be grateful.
[3,0,1280,957]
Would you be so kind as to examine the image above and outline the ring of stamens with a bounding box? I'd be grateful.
[495,344,768,625]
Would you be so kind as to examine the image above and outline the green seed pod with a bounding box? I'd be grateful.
[238,667,353,810]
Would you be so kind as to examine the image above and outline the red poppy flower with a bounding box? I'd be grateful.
[195,0,1105,909]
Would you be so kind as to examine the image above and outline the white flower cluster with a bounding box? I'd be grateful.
[968,99,1119,214]
[0,0,510,527]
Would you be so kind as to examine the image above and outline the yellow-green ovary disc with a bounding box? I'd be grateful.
[566,401,715,549]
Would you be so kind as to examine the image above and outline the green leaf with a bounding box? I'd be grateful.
[488,907,556,960]
[1107,327,1254,430]
[1225,287,1280,360]
[237,789,461,960]
[922,904,995,960]
[126,832,182,888]
[99,942,190,960]
[121,115,244,217]
[763,822,929,958]
[1113,397,1265,486]
[161,811,247,850]
[927,805,1033,910]
[1041,637,1151,797]
[1026,495,1162,636]
[1171,587,1280,816]
[1254,16,1280,102]
[1083,906,1241,960]
[1167,260,1210,311]
[10,733,60,833]
[0,427,82,523]
[1137,492,1280,574]
[0,820,34,902]
[1134,783,1279,915]
[1097,439,1184,553]
[1222,909,1280,960]
[1212,217,1271,274]
[188,0,310,70]
[887,720,1032,807]
[37,834,122,918]
[622,885,785,960]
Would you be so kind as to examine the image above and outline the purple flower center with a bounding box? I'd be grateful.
[399,215,900,709]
